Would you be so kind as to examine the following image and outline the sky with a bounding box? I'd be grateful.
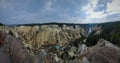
[0,0,120,24]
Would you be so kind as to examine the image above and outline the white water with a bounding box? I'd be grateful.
[88,27,92,35]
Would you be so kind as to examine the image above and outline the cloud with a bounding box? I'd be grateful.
[87,10,106,19]
[94,0,112,12]
[0,0,14,10]
[107,0,120,13]
[82,0,120,23]
[44,0,53,11]
[83,0,106,19]
[0,0,120,24]
[0,0,89,24]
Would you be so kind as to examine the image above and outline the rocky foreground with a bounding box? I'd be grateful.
[0,23,120,63]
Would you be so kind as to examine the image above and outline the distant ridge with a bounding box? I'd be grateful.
[16,22,88,26]
[0,23,4,26]
[9,21,119,26]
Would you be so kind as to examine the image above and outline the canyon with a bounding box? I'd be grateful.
[0,21,120,63]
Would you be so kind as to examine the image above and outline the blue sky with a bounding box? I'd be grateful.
[0,0,120,24]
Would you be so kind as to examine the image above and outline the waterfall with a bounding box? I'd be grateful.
[88,27,92,35]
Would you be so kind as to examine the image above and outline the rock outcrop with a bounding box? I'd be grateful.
[87,39,120,63]
[0,32,33,63]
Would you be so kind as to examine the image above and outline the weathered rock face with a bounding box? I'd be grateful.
[87,46,120,63]
[15,25,85,46]
[0,25,86,54]
[0,26,87,63]
[0,33,11,63]
[94,38,120,50]
[87,39,120,63]
[0,32,33,63]
[0,47,11,63]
